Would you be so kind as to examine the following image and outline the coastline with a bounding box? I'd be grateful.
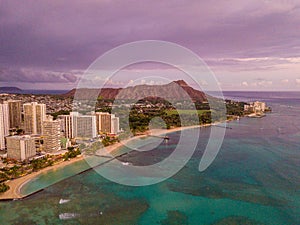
[0,156,85,200]
[0,122,222,200]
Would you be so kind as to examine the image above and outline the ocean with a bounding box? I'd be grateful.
[0,92,299,225]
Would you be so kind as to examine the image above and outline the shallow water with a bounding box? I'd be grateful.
[0,92,299,225]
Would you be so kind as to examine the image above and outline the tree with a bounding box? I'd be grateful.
[0,183,10,193]
[0,172,9,182]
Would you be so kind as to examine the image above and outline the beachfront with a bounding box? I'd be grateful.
[0,123,215,200]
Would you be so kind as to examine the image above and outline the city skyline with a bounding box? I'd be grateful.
[1,1,300,91]
[0,97,121,159]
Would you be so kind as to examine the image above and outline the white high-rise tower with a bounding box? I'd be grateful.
[42,115,61,153]
[0,103,9,149]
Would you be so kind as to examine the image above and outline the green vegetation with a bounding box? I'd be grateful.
[0,183,10,193]
[2,165,23,179]
[0,172,9,182]
[226,100,247,116]
[63,147,81,160]
[102,136,119,147]
[94,96,246,135]
[60,137,68,148]
[31,158,53,172]
[125,99,245,135]
[95,99,114,113]
[51,110,70,120]
[165,109,210,116]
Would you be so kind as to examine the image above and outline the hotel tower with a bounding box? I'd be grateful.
[0,103,9,150]
[42,115,61,153]
[23,102,46,134]
[6,100,22,129]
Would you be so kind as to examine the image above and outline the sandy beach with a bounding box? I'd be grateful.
[0,156,86,200]
[0,123,216,200]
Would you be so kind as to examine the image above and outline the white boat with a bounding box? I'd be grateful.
[59,213,79,220]
[59,199,70,204]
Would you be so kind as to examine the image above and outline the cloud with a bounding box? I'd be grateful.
[0,67,79,84]
[296,79,300,84]
[1,0,300,70]
[281,79,289,83]
[255,80,273,87]
[206,57,300,72]
[241,81,249,86]
[238,79,273,88]
[62,73,78,83]
[1,1,300,90]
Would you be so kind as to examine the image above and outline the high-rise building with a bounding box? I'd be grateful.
[244,101,266,113]
[95,112,111,134]
[6,100,22,129]
[59,112,97,139]
[75,115,97,139]
[58,115,75,139]
[23,102,46,134]
[0,103,9,150]
[42,116,61,153]
[253,101,266,112]
[6,135,36,160]
[111,114,120,135]
[36,104,46,134]
[94,112,119,134]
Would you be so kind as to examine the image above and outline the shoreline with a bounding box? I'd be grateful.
[0,156,86,200]
[0,121,226,200]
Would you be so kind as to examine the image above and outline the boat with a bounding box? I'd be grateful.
[59,199,70,204]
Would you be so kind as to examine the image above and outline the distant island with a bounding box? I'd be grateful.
[0,87,22,94]
[0,87,68,95]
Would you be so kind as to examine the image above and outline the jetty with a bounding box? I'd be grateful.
[213,125,232,129]
[148,135,170,140]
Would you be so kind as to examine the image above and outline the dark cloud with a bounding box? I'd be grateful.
[1,0,300,70]
[0,0,300,90]
[62,73,78,83]
[0,68,79,83]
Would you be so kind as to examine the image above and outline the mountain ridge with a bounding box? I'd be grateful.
[62,80,208,102]
[0,86,22,94]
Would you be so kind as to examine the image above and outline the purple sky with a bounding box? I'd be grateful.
[1,0,300,90]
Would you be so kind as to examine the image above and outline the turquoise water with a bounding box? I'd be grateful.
[0,94,299,224]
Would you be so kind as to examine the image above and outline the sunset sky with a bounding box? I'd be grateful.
[1,0,300,91]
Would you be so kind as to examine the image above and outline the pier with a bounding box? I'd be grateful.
[213,125,232,129]
[148,135,170,140]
